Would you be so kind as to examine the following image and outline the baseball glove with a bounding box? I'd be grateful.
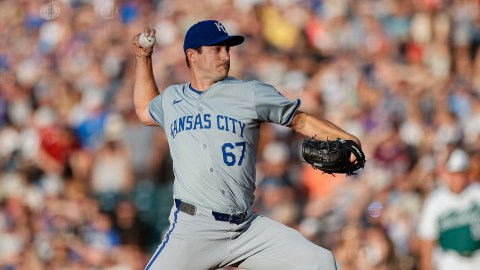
[302,137,366,176]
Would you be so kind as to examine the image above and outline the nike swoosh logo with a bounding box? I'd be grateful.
[173,99,183,105]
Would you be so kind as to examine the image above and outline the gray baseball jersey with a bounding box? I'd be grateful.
[148,78,300,213]
[145,78,338,270]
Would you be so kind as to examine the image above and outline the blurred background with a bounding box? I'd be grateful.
[1,0,480,269]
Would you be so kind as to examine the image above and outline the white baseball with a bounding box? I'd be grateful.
[139,32,156,48]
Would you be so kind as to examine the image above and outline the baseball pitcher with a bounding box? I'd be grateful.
[132,20,363,270]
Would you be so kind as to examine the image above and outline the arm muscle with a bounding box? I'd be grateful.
[289,111,360,146]
[134,56,159,126]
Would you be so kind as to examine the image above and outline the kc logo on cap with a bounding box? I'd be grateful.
[214,22,227,33]
[183,20,244,54]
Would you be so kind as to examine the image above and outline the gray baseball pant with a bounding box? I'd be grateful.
[145,200,338,270]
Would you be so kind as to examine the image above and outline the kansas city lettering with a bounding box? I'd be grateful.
[170,114,245,139]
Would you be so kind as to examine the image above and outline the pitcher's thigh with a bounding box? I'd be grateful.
[145,233,190,270]
[232,216,337,270]
[145,208,227,270]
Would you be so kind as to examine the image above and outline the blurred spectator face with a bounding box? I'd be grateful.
[447,171,470,193]
[259,178,294,210]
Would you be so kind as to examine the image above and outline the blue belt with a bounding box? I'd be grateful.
[174,199,247,225]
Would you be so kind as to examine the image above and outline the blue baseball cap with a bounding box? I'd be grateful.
[183,20,244,54]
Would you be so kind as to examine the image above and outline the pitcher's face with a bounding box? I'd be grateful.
[195,45,231,82]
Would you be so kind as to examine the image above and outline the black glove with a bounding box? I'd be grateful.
[302,138,366,176]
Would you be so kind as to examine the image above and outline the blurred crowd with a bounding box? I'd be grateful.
[1,0,480,269]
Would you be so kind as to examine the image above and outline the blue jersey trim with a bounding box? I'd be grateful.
[145,207,180,270]
[189,83,204,95]
[148,108,160,126]
[282,99,301,126]
[148,98,163,126]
